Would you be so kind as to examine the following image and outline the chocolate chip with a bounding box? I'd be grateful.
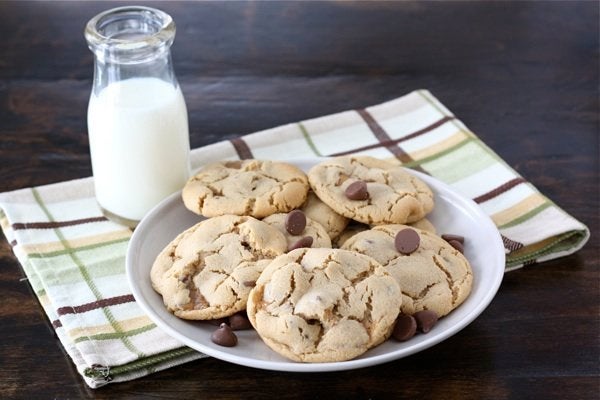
[285,209,306,235]
[211,323,238,347]
[242,280,256,288]
[448,239,464,254]
[392,314,417,341]
[287,236,313,252]
[228,312,253,330]
[394,228,420,255]
[345,180,369,200]
[414,310,438,333]
[442,234,464,244]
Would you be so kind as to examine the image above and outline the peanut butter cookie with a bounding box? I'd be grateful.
[300,191,349,240]
[151,215,287,320]
[342,225,472,317]
[246,248,401,362]
[307,156,434,225]
[182,159,309,218]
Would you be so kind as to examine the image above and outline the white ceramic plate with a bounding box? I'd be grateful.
[126,158,505,372]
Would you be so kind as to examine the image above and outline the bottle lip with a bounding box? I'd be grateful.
[85,6,175,59]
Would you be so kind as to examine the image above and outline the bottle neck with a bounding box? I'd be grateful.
[91,49,177,96]
[85,6,178,95]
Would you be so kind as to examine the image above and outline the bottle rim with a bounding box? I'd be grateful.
[85,6,175,55]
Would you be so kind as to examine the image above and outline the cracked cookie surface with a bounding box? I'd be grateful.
[307,156,434,225]
[342,225,472,317]
[246,248,401,362]
[151,215,288,320]
[182,159,309,218]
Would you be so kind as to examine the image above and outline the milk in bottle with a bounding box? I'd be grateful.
[85,6,191,227]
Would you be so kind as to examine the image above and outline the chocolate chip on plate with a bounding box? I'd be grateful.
[229,312,253,331]
[285,209,306,235]
[394,228,420,255]
[345,180,369,200]
[211,323,238,347]
[392,314,417,342]
[287,236,313,252]
[413,310,438,333]
[447,239,464,254]
[441,234,464,244]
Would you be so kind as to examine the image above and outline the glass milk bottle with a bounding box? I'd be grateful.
[85,6,191,227]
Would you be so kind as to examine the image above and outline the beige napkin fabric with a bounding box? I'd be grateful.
[0,90,589,387]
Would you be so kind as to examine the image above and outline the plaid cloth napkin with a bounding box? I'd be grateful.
[0,90,589,388]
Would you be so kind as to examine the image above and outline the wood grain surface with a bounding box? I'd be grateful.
[0,1,598,399]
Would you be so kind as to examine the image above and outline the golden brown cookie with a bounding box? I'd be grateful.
[342,225,472,317]
[151,215,287,320]
[307,156,434,225]
[300,191,349,240]
[247,248,401,363]
[182,159,309,218]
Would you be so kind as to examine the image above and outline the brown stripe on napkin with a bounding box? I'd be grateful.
[474,177,527,204]
[331,115,456,157]
[57,294,135,316]
[501,234,524,252]
[13,216,108,230]
[230,137,253,159]
[356,109,427,174]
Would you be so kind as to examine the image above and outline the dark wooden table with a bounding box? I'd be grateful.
[0,1,597,399]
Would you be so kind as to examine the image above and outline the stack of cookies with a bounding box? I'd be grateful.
[150,156,473,363]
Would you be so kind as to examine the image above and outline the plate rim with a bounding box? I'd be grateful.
[126,157,505,372]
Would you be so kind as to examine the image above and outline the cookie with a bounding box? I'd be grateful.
[307,156,434,225]
[262,211,332,250]
[182,159,309,218]
[342,225,472,317]
[300,191,349,239]
[151,215,287,320]
[246,248,401,363]
[409,218,436,234]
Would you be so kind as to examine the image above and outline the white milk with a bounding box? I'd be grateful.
[88,77,190,223]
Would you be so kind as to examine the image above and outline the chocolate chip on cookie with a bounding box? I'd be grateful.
[345,180,369,200]
[263,213,331,251]
[285,209,307,235]
[395,228,420,255]
[287,236,313,252]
